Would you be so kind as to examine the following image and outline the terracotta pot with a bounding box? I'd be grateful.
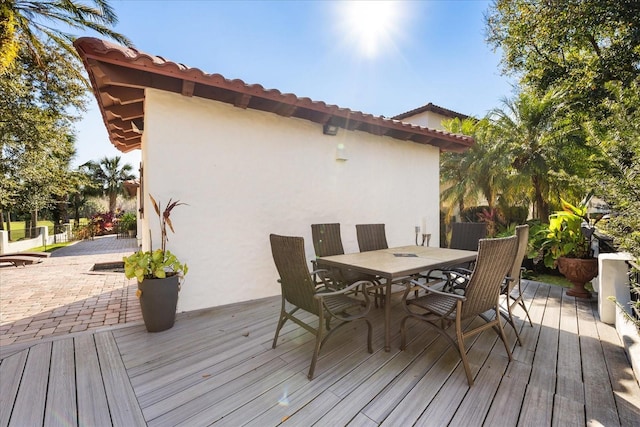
[557,257,598,299]
[138,275,179,332]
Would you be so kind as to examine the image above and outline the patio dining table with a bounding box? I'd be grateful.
[319,245,477,351]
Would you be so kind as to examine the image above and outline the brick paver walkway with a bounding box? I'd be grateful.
[0,236,142,346]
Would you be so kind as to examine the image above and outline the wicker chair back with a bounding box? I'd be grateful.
[356,224,388,252]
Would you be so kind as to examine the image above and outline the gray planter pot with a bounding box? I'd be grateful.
[138,275,179,332]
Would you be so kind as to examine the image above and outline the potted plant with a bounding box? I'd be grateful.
[119,212,137,237]
[539,193,602,298]
[123,195,188,332]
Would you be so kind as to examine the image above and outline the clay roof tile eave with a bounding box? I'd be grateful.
[74,37,475,153]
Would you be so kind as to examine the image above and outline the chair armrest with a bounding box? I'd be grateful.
[314,279,373,298]
[311,268,334,289]
[405,279,466,300]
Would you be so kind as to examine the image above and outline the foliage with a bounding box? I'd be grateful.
[535,194,603,268]
[90,211,117,235]
[488,88,594,221]
[82,156,136,213]
[0,4,20,72]
[1,0,130,232]
[119,212,136,230]
[440,117,516,220]
[486,0,640,262]
[0,44,86,221]
[486,0,640,114]
[475,207,503,237]
[123,195,188,283]
[587,81,640,260]
[1,0,131,75]
[124,249,187,283]
[74,221,99,240]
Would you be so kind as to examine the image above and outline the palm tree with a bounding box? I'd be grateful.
[1,0,131,73]
[440,117,512,220]
[83,156,135,213]
[489,88,587,221]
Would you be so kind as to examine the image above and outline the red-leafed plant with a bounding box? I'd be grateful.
[123,195,188,283]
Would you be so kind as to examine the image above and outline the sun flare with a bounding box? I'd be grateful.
[338,1,403,58]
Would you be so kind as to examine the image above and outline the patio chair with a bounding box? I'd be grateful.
[500,224,533,345]
[270,234,373,380]
[356,223,400,305]
[449,222,488,251]
[430,225,533,344]
[400,235,518,386]
[421,222,487,289]
[311,223,380,292]
[356,224,388,252]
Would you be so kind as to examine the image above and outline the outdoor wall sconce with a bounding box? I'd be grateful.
[323,123,339,136]
[336,143,348,161]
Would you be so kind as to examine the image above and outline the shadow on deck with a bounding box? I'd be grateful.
[1,281,639,426]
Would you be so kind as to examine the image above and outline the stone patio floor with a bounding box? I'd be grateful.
[0,235,141,347]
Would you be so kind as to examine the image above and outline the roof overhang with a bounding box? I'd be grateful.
[74,38,475,153]
[392,102,469,121]
[122,179,139,198]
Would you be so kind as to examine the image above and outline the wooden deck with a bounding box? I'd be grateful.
[1,280,639,426]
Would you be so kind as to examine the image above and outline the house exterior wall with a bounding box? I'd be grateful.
[398,111,451,130]
[141,89,441,312]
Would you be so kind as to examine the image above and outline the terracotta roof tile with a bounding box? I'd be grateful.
[392,102,469,121]
[74,37,474,153]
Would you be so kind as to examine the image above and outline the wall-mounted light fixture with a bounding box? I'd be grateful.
[323,123,339,136]
[336,143,347,161]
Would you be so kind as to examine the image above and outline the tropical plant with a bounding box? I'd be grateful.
[476,207,504,237]
[90,210,116,235]
[119,211,136,231]
[1,0,131,74]
[536,194,603,268]
[440,117,514,221]
[123,195,188,283]
[82,156,135,213]
[488,88,593,221]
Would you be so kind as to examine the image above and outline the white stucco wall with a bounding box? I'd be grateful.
[141,89,442,312]
[399,111,450,130]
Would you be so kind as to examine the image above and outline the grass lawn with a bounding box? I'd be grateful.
[28,242,76,253]
[2,219,88,242]
[3,220,54,230]
[528,273,595,292]
[3,219,88,230]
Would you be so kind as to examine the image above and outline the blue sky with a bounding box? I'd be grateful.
[72,0,516,169]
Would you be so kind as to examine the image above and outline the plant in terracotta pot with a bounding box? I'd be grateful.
[123,195,188,332]
[539,193,603,298]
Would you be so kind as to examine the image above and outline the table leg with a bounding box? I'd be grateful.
[384,277,391,351]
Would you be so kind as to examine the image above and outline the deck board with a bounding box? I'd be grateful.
[1,282,638,426]
[9,342,50,426]
[95,332,146,426]
[0,349,27,426]
[75,334,112,427]
[45,339,77,427]
[576,298,621,426]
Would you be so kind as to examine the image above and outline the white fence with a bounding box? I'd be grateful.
[0,224,73,254]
